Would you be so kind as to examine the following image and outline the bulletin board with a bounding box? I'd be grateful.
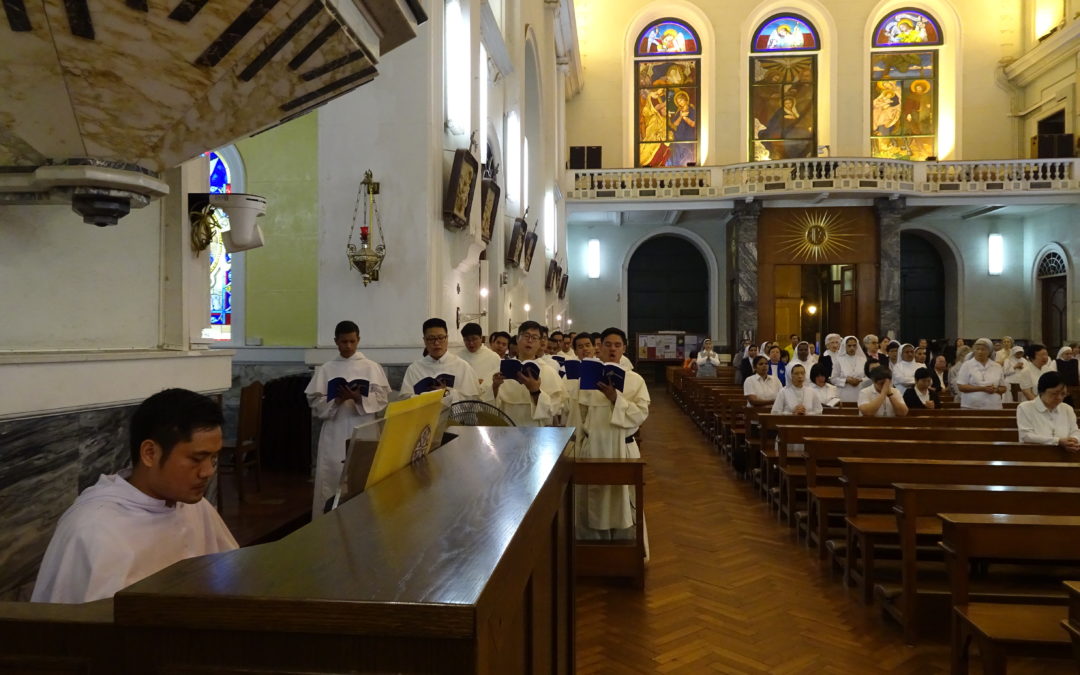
[635,332,702,362]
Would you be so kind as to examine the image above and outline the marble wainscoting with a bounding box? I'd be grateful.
[0,405,135,600]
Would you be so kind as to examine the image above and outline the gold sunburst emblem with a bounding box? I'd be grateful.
[776,211,858,262]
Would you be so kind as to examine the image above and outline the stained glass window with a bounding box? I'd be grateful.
[749,56,817,160]
[635,19,700,56]
[635,19,700,167]
[1038,251,1067,278]
[205,151,232,340]
[873,9,942,47]
[751,14,819,52]
[870,9,940,161]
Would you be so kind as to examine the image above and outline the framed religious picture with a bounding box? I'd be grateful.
[558,274,569,299]
[522,230,539,272]
[505,218,526,266]
[479,179,499,244]
[545,260,559,290]
[443,149,479,231]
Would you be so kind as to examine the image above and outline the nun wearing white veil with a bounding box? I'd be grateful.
[788,341,815,378]
[770,363,822,416]
[832,335,868,403]
[819,333,842,379]
[892,343,920,394]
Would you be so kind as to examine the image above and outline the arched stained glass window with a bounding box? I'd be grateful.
[634,18,700,167]
[204,151,232,340]
[1038,251,1067,278]
[749,14,819,161]
[873,9,942,47]
[870,9,941,160]
[751,14,819,52]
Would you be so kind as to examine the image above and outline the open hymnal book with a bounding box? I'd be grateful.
[499,360,542,380]
[412,374,456,395]
[327,377,370,399]
[578,359,626,392]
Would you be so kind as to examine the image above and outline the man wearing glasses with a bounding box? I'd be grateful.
[400,318,481,405]
[491,321,566,426]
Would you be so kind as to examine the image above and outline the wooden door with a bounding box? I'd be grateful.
[839,265,857,337]
[1042,276,1067,351]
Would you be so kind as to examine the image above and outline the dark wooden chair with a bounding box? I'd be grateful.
[217,380,264,508]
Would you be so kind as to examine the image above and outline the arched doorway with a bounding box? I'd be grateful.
[628,235,709,340]
[1038,251,1069,350]
[900,232,945,344]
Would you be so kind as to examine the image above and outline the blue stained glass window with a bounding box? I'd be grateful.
[873,9,942,47]
[751,14,819,52]
[635,19,701,56]
[205,151,232,335]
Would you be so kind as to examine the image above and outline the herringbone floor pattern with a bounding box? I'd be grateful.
[575,389,1074,674]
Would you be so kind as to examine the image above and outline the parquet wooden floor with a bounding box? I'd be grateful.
[575,389,1075,674]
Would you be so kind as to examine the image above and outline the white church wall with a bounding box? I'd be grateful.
[567,215,727,344]
[1022,205,1080,342]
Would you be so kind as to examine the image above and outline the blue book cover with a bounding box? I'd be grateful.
[578,361,625,391]
[563,360,581,380]
[328,377,370,399]
[413,374,456,395]
[500,360,541,380]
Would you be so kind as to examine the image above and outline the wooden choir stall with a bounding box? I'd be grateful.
[0,426,577,675]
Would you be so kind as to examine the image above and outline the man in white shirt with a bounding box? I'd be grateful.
[956,337,1006,409]
[1017,372,1080,449]
[858,368,909,417]
[401,318,481,405]
[491,320,566,426]
[458,322,502,401]
[32,389,238,603]
[305,320,391,517]
[743,355,781,406]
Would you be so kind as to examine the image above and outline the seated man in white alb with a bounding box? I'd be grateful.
[457,321,502,402]
[32,389,238,603]
[1017,371,1080,450]
[491,320,566,427]
[401,317,480,405]
[858,367,909,417]
[743,355,781,406]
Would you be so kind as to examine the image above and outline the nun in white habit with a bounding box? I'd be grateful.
[788,341,815,378]
[831,335,868,403]
[892,343,919,394]
[819,333,843,378]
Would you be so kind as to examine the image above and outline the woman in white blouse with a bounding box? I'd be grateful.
[809,363,841,408]
[1016,371,1080,449]
[956,337,1006,409]
[743,355,781,406]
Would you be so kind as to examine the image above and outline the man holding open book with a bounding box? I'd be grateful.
[491,320,565,426]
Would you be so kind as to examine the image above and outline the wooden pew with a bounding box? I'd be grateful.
[941,514,1080,674]
[892,483,1080,643]
[839,458,1080,605]
[1063,582,1080,667]
[573,458,647,589]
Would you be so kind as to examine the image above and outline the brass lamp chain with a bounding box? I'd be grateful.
[346,178,365,251]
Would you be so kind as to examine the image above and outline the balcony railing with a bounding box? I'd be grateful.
[564,157,1080,201]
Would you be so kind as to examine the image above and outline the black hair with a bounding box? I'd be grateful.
[914,367,932,381]
[752,355,768,367]
[460,322,483,338]
[550,330,564,340]
[1038,371,1064,393]
[788,363,806,376]
[422,317,448,333]
[572,332,593,349]
[518,320,542,336]
[869,367,893,382]
[490,331,511,343]
[1027,343,1047,359]
[809,363,828,381]
[864,359,881,377]
[129,389,224,467]
[592,332,602,340]
[600,327,628,345]
[539,325,549,336]
[509,336,518,345]
[334,320,359,338]
[886,341,899,352]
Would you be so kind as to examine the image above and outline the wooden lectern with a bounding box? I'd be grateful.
[0,427,576,674]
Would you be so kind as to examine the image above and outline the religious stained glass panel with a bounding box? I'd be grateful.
[751,14,819,52]
[749,56,817,161]
[870,50,937,160]
[205,151,232,337]
[635,57,700,167]
[873,9,942,47]
[635,19,700,56]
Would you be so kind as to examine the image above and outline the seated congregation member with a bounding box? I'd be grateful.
[1016,372,1080,450]
[489,331,511,359]
[930,354,949,394]
[863,334,889,370]
[1031,342,1057,374]
[744,355,781,406]
[576,328,650,544]
[902,367,940,410]
[695,338,721,377]
[956,337,1006,409]
[771,364,822,416]
[818,333,842,378]
[1057,345,1079,386]
[948,345,971,398]
[457,322,502,397]
[306,320,390,517]
[32,389,237,603]
[401,318,480,405]
[885,339,900,370]
[892,343,919,394]
[492,321,566,427]
[858,368,909,417]
[766,344,787,385]
[832,335,867,403]
[1001,345,1035,403]
[914,345,928,365]
[809,363,841,408]
[737,343,760,384]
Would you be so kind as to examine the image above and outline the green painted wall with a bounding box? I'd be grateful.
[237,113,318,346]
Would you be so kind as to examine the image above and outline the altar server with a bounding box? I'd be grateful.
[401,318,481,405]
[305,321,390,517]
[32,389,237,603]
[492,321,566,426]
[576,328,650,545]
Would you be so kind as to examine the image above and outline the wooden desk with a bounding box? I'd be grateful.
[0,426,577,675]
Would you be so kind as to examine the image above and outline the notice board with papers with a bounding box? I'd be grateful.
[635,332,702,362]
